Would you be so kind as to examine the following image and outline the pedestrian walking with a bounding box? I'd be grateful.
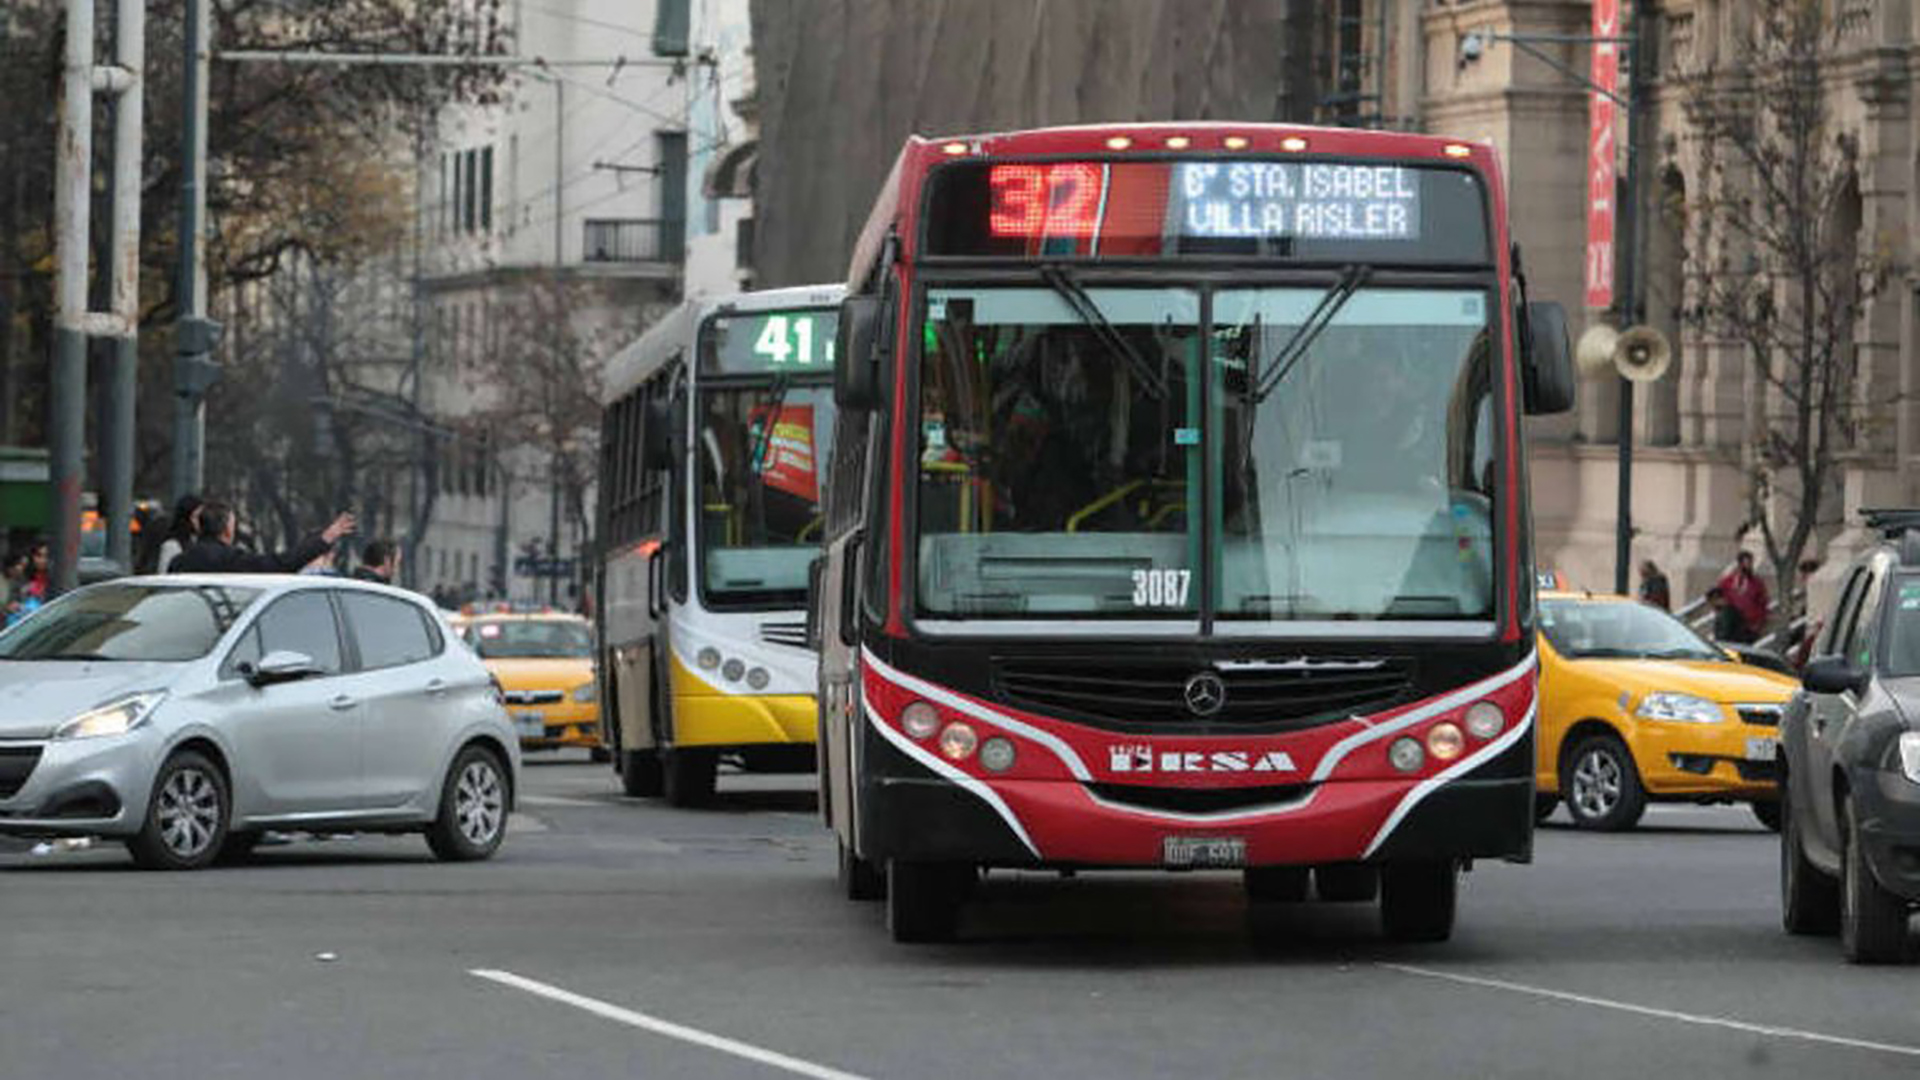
[169,502,355,574]
[1637,560,1671,611]
[352,539,400,585]
[1716,551,1771,641]
[1706,586,1753,644]
[152,494,203,574]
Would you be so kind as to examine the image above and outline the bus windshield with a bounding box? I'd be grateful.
[914,283,1497,625]
[698,381,836,606]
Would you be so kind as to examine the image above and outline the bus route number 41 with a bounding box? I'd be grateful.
[754,314,831,367]
[1132,568,1192,608]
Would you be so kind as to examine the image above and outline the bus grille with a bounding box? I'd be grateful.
[759,620,810,649]
[991,655,1415,730]
[0,746,42,799]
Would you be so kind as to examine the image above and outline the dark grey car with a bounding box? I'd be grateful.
[1779,516,1920,963]
[0,576,519,870]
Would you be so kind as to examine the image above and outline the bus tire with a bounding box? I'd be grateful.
[887,860,966,943]
[618,749,663,798]
[663,748,717,807]
[1380,860,1457,943]
[1315,863,1379,902]
[1244,866,1309,903]
[839,841,886,901]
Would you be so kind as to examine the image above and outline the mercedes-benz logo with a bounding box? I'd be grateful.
[1183,672,1227,717]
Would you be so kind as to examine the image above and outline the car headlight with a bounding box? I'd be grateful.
[53,692,165,741]
[572,682,597,704]
[1635,692,1726,724]
[1897,732,1920,784]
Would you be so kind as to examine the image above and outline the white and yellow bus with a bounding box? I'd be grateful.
[594,285,844,804]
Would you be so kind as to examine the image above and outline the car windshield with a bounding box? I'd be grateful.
[912,283,1498,624]
[1539,598,1724,661]
[0,583,260,662]
[466,620,593,659]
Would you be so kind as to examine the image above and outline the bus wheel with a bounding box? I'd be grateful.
[1380,861,1457,943]
[663,748,717,807]
[1244,867,1309,903]
[887,860,966,943]
[840,842,886,901]
[618,749,663,798]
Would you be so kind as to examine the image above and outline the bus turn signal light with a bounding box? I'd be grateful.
[939,722,979,761]
[1427,722,1465,762]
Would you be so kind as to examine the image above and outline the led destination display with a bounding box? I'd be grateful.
[1170,162,1421,241]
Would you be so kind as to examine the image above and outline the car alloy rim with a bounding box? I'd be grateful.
[1569,749,1621,819]
[455,760,504,845]
[157,767,220,857]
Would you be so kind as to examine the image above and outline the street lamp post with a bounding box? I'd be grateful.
[1461,10,1647,595]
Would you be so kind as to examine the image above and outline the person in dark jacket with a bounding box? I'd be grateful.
[1637,560,1671,611]
[170,502,355,574]
[352,539,399,585]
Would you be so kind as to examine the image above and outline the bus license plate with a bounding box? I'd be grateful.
[1163,836,1246,869]
[515,712,546,738]
[1745,737,1777,762]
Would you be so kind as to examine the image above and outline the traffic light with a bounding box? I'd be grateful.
[175,316,224,398]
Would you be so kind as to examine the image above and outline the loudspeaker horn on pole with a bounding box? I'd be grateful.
[1574,323,1620,380]
[1613,325,1672,383]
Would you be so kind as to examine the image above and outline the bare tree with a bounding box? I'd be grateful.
[1679,0,1893,613]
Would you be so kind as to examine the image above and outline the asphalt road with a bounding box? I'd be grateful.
[3,756,1917,1080]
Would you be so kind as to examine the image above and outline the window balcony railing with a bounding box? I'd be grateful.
[583,218,684,264]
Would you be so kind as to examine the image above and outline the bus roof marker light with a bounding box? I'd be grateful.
[1443,142,1474,158]
[1105,135,1133,150]
[1164,135,1191,150]
[1280,136,1309,152]
[1388,737,1425,773]
[1427,722,1466,762]
[901,701,940,741]
[938,721,979,761]
[942,141,969,156]
[1222,135,1250,150]
[1464,702,1504,740]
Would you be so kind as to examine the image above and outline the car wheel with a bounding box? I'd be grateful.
[426,746,509,862]
[1244,866,1310,903]
[839,841,886,901]
[1840,798,1910,964]
[127,750,229,871]
[663,748,717,807]
[618,749,664,797]
[1563,734,1646,831]
[887,860,967,943]
[1315,863,1380,902]
[1533,794,1559,824]
[1780,780,1838,936]
[1751,800,1782,832]
[1380,860,1458,943]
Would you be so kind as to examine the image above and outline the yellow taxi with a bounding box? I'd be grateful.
[455,609,604,758]
[1535,589,1798,831]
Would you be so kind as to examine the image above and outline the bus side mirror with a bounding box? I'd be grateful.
[642,397,673,470]
[1522,300,1575,415]
[835,295,885,410]
[840,531,864,647]
[805,555,826,652]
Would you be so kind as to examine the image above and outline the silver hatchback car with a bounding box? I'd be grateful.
[0,575,519,869]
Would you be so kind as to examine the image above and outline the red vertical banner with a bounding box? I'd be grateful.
[1585,0,1620,310]
[751,404,819,502]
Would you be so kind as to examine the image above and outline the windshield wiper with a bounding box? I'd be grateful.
[1038,265,1167,400]
[748,372,793,477]
[1253,265,1372,403]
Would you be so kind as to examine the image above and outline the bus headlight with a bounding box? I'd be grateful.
[938,722,978,761]
[979,737,1017,773]
[572,682,597,704]
[901,701,940,740]
[1637,692,1724,724]
[746,667,770,691]
[1427,722,1465,762]
[697,648,721,671]
[1464,702,1504,740]
[1388,737,1425,773]
[721,659,745,683]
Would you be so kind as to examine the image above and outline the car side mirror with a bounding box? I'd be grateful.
[1801,656,1868,696]
[834,295,885,410]
[244,650,322,688]
[1522,300,1575,415]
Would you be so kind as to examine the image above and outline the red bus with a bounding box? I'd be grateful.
[812,123,1574,943]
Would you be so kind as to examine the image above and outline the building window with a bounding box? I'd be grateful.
[652,0,689,57]
[479,145,494,232]
[656,130,688,261]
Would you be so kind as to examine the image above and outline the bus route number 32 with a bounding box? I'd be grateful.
[1131,569,1192,608]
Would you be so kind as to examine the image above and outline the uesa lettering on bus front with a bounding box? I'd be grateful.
[1109,745,1300,774]
[1175,162,1421,241]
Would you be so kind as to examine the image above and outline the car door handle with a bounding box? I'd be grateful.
[329,694,357,712]
[424,678,448,697]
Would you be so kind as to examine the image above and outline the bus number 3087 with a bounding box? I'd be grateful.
[1132,569,1192,608]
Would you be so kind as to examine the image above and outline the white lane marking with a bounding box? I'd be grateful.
[471,969,871,1080]
[1381,963,1920,1060]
